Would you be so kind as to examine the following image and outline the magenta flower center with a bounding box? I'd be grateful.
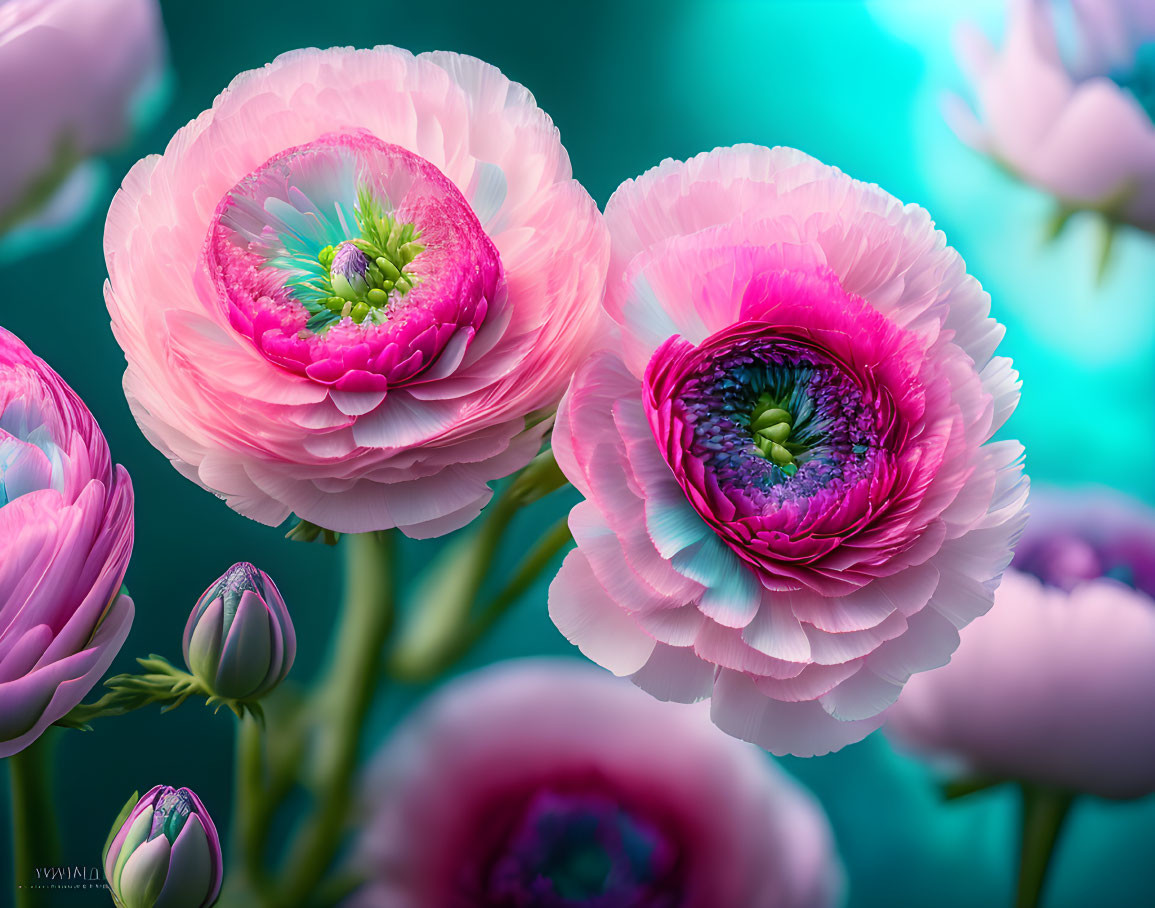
[641,265,935,592]
[205,131,504,391]
[676,336,884,507]
[484,787,682,908]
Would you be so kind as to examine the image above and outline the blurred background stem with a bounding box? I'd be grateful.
[389,454,573,682]
[7,730,61,908]
[222,714,272,904]
[1016,783,1075,908]
[411,515,573,679]
[272,530,397,906]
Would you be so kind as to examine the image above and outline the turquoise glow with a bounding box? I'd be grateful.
[1112,42,1155,123]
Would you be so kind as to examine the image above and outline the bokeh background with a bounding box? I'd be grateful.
[3,0,1155,904]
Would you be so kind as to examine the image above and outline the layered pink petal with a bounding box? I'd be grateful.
[105,46,607,536]
[549,146,1026,758]
[0,328,135,756]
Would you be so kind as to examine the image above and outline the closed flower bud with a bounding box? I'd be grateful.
[103,785,222,908]
[182,562,295,702]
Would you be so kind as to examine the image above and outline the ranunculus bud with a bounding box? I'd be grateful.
[103,785,222,908]
[182,562,296,702]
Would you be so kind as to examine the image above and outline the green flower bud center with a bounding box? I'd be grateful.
[310,187,424,326]
[749,392,808,477]
[151,790,193,844]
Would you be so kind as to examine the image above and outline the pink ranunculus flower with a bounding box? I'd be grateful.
[104,47,608,538]
[0,0,166,248]
[0,328,134,757]
[886,488,1155,800]
[353,659,843,908]
[948,0,1155,231]
[548,145,1029,757]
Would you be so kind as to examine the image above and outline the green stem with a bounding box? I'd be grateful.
[7,731,61,908]
[395,512,575,683]
[416,517,573,679]
[230,715,272,900]
[1015,783,1075,908]
[273,531,396,905]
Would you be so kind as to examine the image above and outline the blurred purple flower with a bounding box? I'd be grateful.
[886,488,1155,799]
[354,660,842,908]
[0,0,167,253]
[103,785,222,908]
[947,0,1155,231]
[0,327,134,757]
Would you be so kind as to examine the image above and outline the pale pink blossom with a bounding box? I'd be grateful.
[0,0,166,239]
[887,489,1155,799]
[354,660,842,907]
[104,47,607,537]
[948,0,1155,229]
[549,145,1028,757]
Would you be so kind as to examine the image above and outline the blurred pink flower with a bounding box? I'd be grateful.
[354,660,842,908]
[104,47,607,537]
[886,489,1155,799]
[0,0,166,240]
[548,145,1028,757]
[0,328,134,757]
[948,0,1155,230]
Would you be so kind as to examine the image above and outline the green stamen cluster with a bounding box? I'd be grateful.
[301,188,424,331]
[749,393,806,476]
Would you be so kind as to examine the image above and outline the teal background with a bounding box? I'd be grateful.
[3,0,1155,904]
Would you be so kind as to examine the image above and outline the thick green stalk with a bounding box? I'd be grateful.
[273,531,396,905]
[417,516,573,679]
[1015,783,1075,908]
[223,715,272,904]
[7,731,61,908]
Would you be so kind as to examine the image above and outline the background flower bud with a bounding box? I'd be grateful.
[182,562,296,702]
[103,785,222,908]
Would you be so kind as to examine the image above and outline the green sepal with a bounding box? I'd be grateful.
[102,790,141,868]
[305,310,341,333]
[285,517,341,545]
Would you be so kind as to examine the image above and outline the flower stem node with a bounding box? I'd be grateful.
[285,517,341,545]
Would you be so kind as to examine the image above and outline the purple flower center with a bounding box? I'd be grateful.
[484,788,682,908]
[329,241,372,296]
[673,336,883,513]
[1012,502,1155,599]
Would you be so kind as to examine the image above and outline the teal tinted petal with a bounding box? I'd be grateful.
[185,597,224,689]
[154,815,214,908]
[213,590,272,699]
